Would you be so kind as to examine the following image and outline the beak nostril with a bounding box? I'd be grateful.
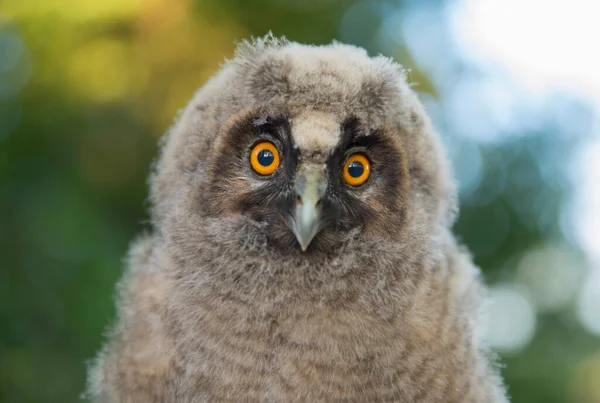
[296,195,302,206]
[315,199,323,208]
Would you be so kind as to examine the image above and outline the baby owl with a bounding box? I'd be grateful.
[88,36,508,402]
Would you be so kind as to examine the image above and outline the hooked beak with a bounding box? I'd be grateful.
[286,165,327,252]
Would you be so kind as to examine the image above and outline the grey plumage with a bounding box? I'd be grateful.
[87,35,508,402]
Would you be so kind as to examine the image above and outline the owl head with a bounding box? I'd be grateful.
[152,35,456,264]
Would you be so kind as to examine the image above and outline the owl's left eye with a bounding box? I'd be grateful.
[250,141,280,175]
[343,153,371,186]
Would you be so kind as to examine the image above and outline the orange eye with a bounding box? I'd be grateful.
[250,141,280,175]
[343,153,370,186]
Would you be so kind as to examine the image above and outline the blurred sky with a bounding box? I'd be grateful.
[454,0,600,261]
[1,0,600,402]
[451,0,600,342]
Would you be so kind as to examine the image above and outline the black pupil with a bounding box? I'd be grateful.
[257,149,274,166]
[348,161,364,178]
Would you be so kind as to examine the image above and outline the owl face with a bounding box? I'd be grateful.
[202,110,407,253]
[158,38,455,264]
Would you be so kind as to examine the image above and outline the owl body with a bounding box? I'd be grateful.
[88,36,508,402]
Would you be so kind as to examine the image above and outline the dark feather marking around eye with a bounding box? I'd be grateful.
[252,116,290,139]
[230,114,297,216]
[346,130,389,151]
[337,117,361,152]
[320,119,406,234]
[252,115,298,178]
[204,112,296,217]
[237,183,295,220]
[321,190,377,232]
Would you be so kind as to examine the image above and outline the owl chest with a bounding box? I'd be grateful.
[181,306,460,402]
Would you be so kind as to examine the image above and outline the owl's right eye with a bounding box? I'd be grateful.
[343,153,371,186]
[250,141,280,175]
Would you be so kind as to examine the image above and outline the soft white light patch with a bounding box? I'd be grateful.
[485,285,536,354]
[516,246,585,313]
[572,138,600,335]
[571,138,600,263]
[577,269,600,336]
[452,0,600,103]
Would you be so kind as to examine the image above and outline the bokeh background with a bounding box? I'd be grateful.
[2,0,600,402]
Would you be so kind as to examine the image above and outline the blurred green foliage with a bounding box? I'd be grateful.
[1,1,599,402]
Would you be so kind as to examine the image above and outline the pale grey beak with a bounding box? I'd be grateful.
[286,165,327,252]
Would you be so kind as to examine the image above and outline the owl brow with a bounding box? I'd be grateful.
[346,130,388,150]
[333,117,386,155]
[249,114,298,178]
[252,116,290,140]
